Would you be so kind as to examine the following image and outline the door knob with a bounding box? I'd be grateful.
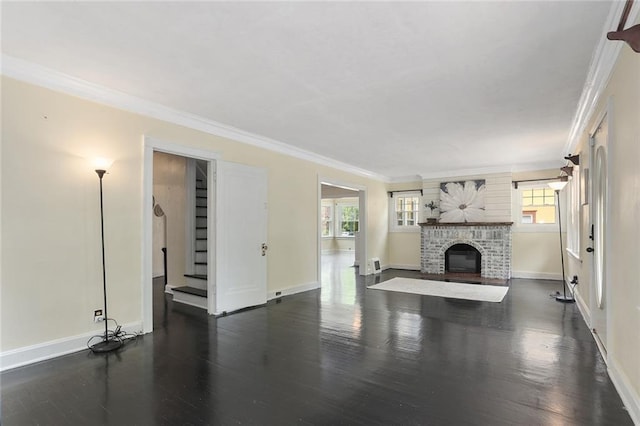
[586,247,594,253]
[261,243,268,256]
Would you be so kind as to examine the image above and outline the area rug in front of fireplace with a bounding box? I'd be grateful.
[368,277,508,302]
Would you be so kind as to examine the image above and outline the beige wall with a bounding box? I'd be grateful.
[152,152,187,286]
[567,39,640,406]
[0,77,389,351]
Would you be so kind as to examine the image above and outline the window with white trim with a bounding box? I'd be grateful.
[513,183,559,232]
[521,186,556,224]
[566,168,580,256]
[389,192,421,232]
[321,203,334,237]
[337,203,359,237]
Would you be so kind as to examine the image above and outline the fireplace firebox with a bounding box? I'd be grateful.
[445,244,481,273]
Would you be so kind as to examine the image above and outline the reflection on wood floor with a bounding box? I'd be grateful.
[1,256,633,425]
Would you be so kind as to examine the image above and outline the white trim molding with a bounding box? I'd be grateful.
[609,358,640,426]
[419,161,560,181]
[1,55,388,183]
[0,322,142,372]
[267,281,319,301]
[564,1,640,156]
[511,271,562,281]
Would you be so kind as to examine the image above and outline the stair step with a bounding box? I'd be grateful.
[184,274,207,280]
[173,286,207,297]
[184,274,207,290]
[173,286,207,309]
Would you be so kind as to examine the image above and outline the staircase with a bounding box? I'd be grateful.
[173,161,208,309]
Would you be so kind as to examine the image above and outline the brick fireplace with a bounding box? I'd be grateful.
[420,222,513,279]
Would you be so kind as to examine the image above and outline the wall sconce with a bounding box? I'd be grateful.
[560,166,574,177]
[564,154,580,166]
[607,0,640,53]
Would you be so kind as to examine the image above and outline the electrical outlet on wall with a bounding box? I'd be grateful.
[93,309,104,323]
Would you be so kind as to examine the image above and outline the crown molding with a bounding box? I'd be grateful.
[418,161,560,181]
[564,1,640,156]
[1,55,389,182]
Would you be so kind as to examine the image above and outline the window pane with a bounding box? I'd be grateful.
[521,186,556,224]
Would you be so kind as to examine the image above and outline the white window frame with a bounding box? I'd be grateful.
[321,201,334,238]
[566,168,580,258]
[512,182,559,233]
[389,192,421,233]
[336,202,359,238]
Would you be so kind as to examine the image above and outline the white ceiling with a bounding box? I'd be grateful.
[1,2,613,180]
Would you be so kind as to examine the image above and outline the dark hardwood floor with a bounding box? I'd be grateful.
[1,258,633,425]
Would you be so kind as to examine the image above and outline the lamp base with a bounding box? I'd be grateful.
[90,338,123,353]
[555,294,576,303]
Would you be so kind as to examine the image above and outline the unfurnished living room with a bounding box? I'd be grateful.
[1,2,639,425]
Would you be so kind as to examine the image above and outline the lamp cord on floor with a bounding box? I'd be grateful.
[86,318,139,349]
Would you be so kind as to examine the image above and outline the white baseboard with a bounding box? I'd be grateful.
[512,271,562,280]
[0,321,143,372]
[386,264,421,271]
[608,357,640,425]
[574,288,591,327]
[268,281,319,300]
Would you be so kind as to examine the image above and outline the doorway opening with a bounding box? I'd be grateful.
[152,152,210,327]
[143,137,218,333]
[318,180,367,300]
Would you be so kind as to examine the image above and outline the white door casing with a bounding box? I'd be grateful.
[215,161,268,314]
[590,112,609,353]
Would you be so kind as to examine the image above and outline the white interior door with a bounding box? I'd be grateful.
[215,161,268,314]
[590,116,608,352]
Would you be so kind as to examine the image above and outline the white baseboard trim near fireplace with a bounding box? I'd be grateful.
[511,271,562,280]
[0,321,143,372]
[608,357,640,426]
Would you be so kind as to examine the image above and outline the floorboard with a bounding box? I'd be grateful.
[1,254,633,425]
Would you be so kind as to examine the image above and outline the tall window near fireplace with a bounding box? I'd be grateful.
[445,244,481,273]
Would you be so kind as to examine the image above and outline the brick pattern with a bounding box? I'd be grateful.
[420,224,512,279]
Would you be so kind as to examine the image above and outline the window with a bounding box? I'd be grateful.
[566,168,580,256]
[338,204,359,236]
[321,204,333,237]
[520,187,556,224]
[389,192,421,232]
[395,196,420,227]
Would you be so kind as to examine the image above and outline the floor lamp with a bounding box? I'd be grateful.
[90,158,123,353]
[548,178,574,303]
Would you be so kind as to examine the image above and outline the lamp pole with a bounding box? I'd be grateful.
[90,168,123,352]
[554,188,574,303]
